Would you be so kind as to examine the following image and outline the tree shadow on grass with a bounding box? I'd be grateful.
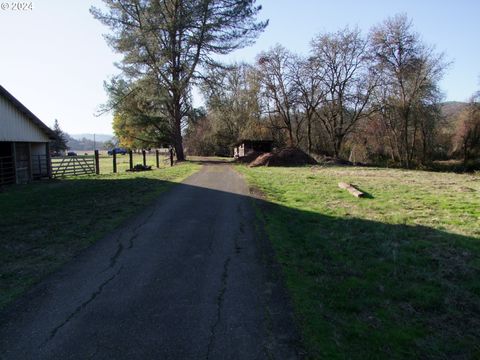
[253,199,480,359]
[0,175,479,359]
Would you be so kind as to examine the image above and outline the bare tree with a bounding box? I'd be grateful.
[310,27,377,158]
[370,14,448,167]
[454,93,480,166]
[201,63,263,146]
[291,55,326,154]
[257,45,303,147]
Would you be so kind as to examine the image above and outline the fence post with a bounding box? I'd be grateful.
[94,150,100,175]
[129,150,133,170]
[142,150,146,167]
[156,150,159,168]
[113,151,117,173]
[37,155,42,178]
[46,143,52,179]
[170,148,174,167]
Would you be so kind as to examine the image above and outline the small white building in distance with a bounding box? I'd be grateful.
[0,85,56,185]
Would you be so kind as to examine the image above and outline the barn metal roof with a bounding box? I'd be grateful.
[0,85,57,140]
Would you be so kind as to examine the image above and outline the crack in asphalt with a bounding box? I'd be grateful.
[234,204,246,255]
[205,257,231,359]
[42,204,159,347]
[109,238,124,269]
[40,266,123,348]
[105,207,157,271]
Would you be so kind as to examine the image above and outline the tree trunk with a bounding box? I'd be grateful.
[174,132,185,161]
[463,141,469,168]
[173,111,185,161]
[333,134,343,159]
[287,125,294,148]
[307,116,312,154]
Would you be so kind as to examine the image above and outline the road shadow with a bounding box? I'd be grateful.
[0,174,479,359]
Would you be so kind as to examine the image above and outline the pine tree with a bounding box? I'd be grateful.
[51,119,69,154]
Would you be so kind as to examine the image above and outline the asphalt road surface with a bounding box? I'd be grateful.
[0,163,301,359]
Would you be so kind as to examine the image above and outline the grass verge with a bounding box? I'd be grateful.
[237,165,480,359]
[0,162,200,309]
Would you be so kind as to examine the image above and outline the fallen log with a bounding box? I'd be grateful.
[338,182,365,198]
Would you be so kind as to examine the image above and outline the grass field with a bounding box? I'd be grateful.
[98,152,171,173]
[237,165,480,359]
[0,162,200,309]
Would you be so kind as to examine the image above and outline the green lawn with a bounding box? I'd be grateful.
[0,162,200,309]
[237,165,480,359]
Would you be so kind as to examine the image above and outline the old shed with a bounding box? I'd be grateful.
[0,85,56,185]
[233,140,273,158]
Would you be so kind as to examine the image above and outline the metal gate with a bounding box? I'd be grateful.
[51,156,96,178]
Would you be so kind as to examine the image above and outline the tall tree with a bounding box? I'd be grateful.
[108,78,171,149]
[257,45,302,147]
[454,92,480,166]
[91,0,267,161]
[291,55,326,154]
[311,27,376,158]
[51,119,69,154]
[370,14,447,167]
[201,63,264,147]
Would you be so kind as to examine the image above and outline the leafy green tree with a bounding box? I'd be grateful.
[51,119,69,154]
[109,78,171,150]
[91,0,267,161]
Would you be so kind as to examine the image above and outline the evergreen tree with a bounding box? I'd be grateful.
[51,119,69,154]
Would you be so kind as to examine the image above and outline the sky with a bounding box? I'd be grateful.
[0,0,479,135]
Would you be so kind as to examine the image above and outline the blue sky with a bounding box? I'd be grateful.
[0,0,479,135]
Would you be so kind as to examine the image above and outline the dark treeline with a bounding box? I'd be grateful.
[185,14,480,169]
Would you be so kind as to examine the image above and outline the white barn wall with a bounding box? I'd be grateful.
[0,96,50,143]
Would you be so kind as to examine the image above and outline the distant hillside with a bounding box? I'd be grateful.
[70,133,113,142]
[441,101,468,120]
[66,134,107,152]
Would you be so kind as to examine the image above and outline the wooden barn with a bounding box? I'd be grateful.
[233,139,273,158]
[0,85,56,185]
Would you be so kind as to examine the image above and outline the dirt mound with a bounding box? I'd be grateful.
[249,147,317,167]
[236,151,264,164]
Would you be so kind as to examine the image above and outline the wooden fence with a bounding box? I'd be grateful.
[110,149,174,173]
[51,155,96,178]
[1,148,176,181]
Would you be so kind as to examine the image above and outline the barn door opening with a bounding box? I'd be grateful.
[14,142,31,184]
[0,142,15,185]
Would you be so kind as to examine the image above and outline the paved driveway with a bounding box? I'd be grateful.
[0,163,300,359]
